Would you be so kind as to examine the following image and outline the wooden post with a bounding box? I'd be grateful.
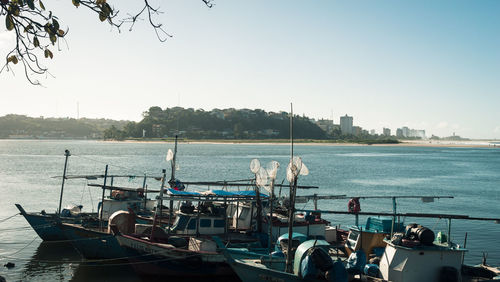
[57,150,71,215]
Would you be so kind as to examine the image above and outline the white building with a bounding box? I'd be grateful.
[340,114,353,135]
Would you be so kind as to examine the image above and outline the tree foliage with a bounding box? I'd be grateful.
[0,114,128,138]
[125,106,327,140]
[0,0,213,85]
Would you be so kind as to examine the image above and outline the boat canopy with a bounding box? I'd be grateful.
[165,188,268,201]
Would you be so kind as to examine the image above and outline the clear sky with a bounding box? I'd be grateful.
[1,0,499,139]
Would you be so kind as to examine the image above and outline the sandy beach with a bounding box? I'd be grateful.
[118,139,500,148]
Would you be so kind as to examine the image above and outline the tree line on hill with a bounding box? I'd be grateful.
[0,114,127,139]
[104,107,327,140]
[0,108,399,143]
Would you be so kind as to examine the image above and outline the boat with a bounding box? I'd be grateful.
[378,221,500,282]
[16,150,159,242]
[110,184,272,279]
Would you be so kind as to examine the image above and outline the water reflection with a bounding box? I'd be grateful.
[21,241,80,281]
[21,242,144,282]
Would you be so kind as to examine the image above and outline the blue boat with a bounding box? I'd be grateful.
[15,203,92,241]
[59,223,127,259]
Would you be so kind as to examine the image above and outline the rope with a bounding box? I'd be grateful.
[71,154,154,176]
[4,236,38,257]
[0,213,20,223]
[0,245,208,267]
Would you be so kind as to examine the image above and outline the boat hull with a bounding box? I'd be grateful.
[15,203,79,241]
[229,258,303,282]
[115,234,237,279]
[59,223,127,259]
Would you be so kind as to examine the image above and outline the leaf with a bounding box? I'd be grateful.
[98,11,107,22]
[49,34,56,44]
[44,49,53,59]
[7,55,18,64]
[33,36,39,47]
[26,0,34,10]
[23,24,33,32]
[6,15,14,31]
[10,4,20,16]
[39,0,45,10]
[103,3,112,14]
[72,0,80,7]
[52,18,59,30]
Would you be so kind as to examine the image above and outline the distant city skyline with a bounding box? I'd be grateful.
[1,1,499,139]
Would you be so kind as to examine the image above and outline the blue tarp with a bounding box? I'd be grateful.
[166,188,268,198]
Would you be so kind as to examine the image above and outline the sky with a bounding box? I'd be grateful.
[1,0,499,139]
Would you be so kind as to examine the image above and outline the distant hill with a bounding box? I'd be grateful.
[0,115,129,139]
[103,107,327,140]
[1,108,399,143]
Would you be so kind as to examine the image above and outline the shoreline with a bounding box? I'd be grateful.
[113,139,500,148]
[1,138,498,148]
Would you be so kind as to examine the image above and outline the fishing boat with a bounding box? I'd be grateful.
[15,150,159,241]
[378,220,500,281]
[111,182,271,279]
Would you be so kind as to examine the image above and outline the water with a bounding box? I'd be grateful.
[0,140,499,281]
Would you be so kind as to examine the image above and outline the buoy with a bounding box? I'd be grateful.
[4,262,15,268]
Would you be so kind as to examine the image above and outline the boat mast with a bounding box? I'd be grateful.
[99,165,109,231]
[286,103,296,273]
[168,135,178,236]
[151,169,167,241]
[57,150,71,215]
[170,135,178,182]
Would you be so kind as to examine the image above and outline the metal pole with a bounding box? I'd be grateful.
[142,174,147,212]
[447,218,452,245]
[255,182,262,233]
[268,179,275,255]
[390,197,396,238]
[99,165,109,231]
[57,150,71,215]
[314,194,318,210]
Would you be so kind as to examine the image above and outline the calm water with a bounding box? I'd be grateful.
[0,140,499,281]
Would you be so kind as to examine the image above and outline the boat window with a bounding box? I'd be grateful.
[348,231,359,241]
[200,219,211,227]
[239,207,249,219]
[347,230,359,247]
[214,219,225,228]
[187,219,197,230]
[171,215,190,231]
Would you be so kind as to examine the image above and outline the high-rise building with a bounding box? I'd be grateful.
[383,128,391,136]
[396,128,403,138]
[340,114,353,135]
[402,126,410,138]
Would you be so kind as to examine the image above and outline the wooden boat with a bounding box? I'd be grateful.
[110,186,271,279]
[16,150,158,242]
